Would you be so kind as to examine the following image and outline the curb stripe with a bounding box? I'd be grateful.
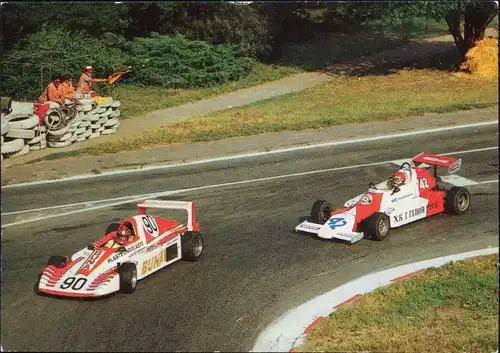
[333,293,362,308]
[303,317,324,335]
[251,247,498,352]
[390,269,425,282]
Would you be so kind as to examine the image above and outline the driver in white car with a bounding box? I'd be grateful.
[103,224,135,248]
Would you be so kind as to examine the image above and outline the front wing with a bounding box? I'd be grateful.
[295,219,364,244]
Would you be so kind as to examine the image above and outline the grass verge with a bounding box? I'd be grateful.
[40,68,497,159]
[298,254,499,353]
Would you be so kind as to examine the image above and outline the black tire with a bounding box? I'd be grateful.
[363,212,390,241]
[47,255,67,268]
[105,222,120,235]
[118,263,138,294]
[444,186,470,215]
[181,231,204,262]
[311,200,332,224]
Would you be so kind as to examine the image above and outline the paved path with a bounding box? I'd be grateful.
[5,28,497,168]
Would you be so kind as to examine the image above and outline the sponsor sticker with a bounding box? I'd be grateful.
[427,202,438,211]
[358,193,373,205]
[301,223,321,230]
[422,156,450,164]
[391,193,414,203]
[392,206,425,223]
[107,241,144,263]
[142,250,167,275]
[80,249,104,271]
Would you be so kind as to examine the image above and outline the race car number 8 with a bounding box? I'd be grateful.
[60,277,87,290]
[142,215,159,237]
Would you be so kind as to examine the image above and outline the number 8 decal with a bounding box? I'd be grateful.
[142,215,159,237]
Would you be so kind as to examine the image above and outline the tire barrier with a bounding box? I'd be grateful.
[1,97,122,159]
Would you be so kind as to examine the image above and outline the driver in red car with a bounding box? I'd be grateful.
[387,170,408,189]
[104,224,135,248]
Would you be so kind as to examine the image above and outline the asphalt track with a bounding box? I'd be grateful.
[1,124,498,352]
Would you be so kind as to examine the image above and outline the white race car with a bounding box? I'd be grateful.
[295,152,470,243]
[36,200,203,298]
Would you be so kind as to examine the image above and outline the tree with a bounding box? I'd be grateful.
[369,1,498,59]
[0,3,130,52]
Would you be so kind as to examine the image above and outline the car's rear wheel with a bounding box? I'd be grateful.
[181,231,203,262]
[119,263,137,294]
[311,200,332,224]
[105,222,120,234]
[444,187,470,215]
[363,212,390,241]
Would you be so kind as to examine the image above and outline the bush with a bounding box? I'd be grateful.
[0,27,256,100]
[0,26,128,100]
[123,35,255,89]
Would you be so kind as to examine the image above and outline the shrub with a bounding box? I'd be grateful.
[0,26,129,100]
[123,35,255,89]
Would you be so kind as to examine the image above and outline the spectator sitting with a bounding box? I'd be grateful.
[59,73,77,104]
[37,75,64,106]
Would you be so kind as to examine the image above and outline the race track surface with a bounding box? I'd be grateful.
[1,124,498,351]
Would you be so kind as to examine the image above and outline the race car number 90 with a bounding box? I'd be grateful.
[142,215,159,237]
[60,277,87,290]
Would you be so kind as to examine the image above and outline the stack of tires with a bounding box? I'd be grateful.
[75,98,121,141]
[1,102,46,160]
[1,97,122,158]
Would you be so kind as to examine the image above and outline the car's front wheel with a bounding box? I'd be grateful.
[311,200,332,224]
[47,255,69,268]
[363,212,390,241]
[119,263,138,294]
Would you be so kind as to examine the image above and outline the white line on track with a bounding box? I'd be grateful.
[2,120,498,189]
[2,147,498,229]
[3,145,497,217]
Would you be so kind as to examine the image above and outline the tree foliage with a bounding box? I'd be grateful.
[124,34,254,89]
[344,1,498,57]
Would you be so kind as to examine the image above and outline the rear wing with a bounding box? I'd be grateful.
[137,200,199,231]
[412,153,462,174]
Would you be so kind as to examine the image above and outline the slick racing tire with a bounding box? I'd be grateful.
[444,186,470,215]
[119,263,138,294]
[363,212,390,241]
[181,231,203,261]
[311,200,332,224]
[47,255,68,268]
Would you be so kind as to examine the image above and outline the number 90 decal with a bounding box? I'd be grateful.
[60,277,87,290]
[142,215,159,237]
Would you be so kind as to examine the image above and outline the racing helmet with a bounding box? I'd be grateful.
[115,224,133,245]
[387,170,407,188]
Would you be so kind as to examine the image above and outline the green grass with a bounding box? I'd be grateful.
[299,254,499,353]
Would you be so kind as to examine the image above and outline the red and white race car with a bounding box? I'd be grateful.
[37,200,203,298]
[295,153,471,243]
